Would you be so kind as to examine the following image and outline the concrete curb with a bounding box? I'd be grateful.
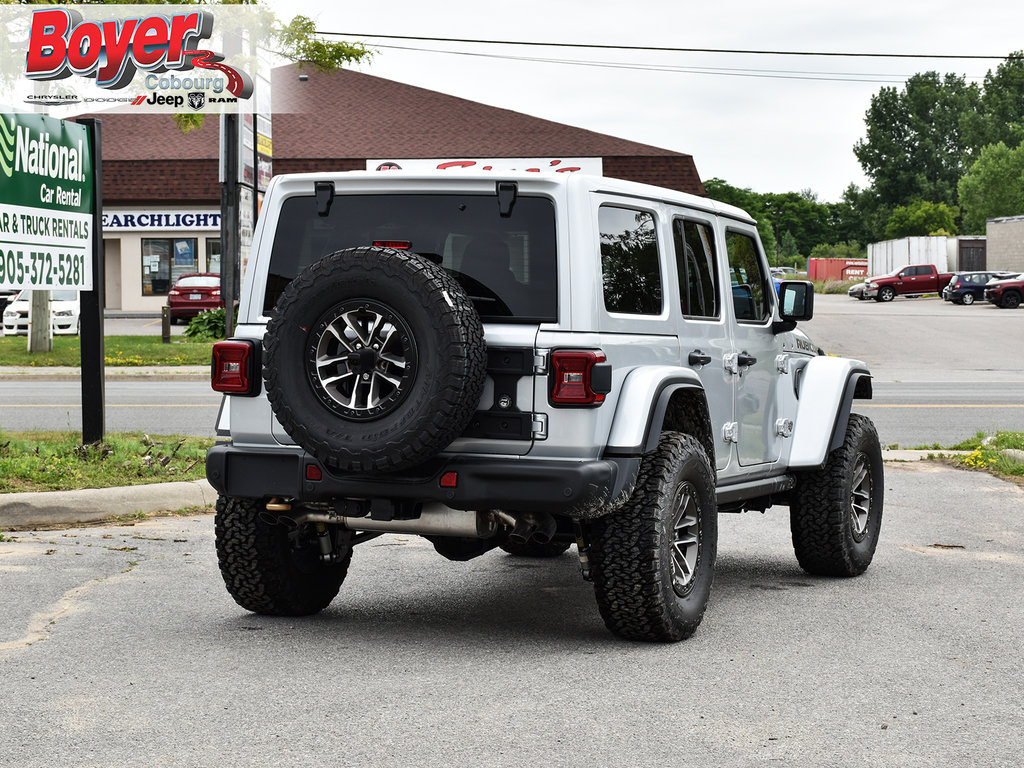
[882,449,972,462]
[0,479,217,530]
[0,365,208,381]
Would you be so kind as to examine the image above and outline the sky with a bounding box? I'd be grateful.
[262,0,1024,203]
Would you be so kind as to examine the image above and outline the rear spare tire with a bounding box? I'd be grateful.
[264,246,487,473]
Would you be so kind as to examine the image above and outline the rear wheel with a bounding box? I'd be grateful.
[586,432,717,642]
[215,495,352,615]
[961,293,975,305]
[790,414,883,576]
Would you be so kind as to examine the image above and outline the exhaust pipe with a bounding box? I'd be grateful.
[289,504,499,539]
[508,511,557,545]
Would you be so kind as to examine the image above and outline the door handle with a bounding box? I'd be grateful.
[737,353,757,367]
[688,350,712,367]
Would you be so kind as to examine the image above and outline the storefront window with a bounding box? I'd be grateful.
[142,238,197,295]
[206,238,221,274]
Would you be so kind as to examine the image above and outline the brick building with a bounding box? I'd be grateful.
[88,64,705,311]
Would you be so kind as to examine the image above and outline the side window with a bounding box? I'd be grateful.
[599,205,662,315]
[672,219,720,319]
[725,231,771,323]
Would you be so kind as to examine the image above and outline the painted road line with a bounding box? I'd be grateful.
[858,404,1024,408]
[1,404,220,408]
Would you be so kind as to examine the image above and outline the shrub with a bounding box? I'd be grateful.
[185,308,226,340]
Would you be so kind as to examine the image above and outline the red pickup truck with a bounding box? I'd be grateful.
[864,264,954,302]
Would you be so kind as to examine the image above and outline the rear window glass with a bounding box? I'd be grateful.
[176,276,219,288]
[264,193,558,322]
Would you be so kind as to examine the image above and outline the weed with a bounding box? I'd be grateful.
[0,430,214,493]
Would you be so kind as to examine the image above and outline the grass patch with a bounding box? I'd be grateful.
[919,431,1024,483]
[812,279,860,295]
[0,335,213,366]
[0,430,214,493]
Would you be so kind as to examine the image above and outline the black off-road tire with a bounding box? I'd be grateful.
[215,495,351,616]
[263,246,487,473]
[790,413,884,577]
[499,538,573,558]
[876,286,896,302]
[1002,291,1022,309]
[585,432,717,642]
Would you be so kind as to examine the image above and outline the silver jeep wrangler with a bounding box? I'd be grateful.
[206,171,882,642]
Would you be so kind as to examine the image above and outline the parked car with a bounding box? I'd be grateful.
[166,273,223,324]
[863,264,954,301]
[848,281,867,300]
[943,271,1017,304]
[2,289,80,335]
[984,274,1024,308]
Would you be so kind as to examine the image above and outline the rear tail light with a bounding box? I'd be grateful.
[168,290,180,296]
[549,350,611,406]
[211,339,260,396]
[212,289,221,297]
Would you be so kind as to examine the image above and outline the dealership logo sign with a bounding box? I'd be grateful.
[24,8,253,99]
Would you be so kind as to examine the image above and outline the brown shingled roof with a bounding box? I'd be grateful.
[82,64,703,202]
[272,64,690,161]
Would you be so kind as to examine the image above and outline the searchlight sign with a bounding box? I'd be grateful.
[0,113,94,290]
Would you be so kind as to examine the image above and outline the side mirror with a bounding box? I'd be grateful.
[774,281,814,333]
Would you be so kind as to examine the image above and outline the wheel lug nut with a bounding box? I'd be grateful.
[362,373,370,381]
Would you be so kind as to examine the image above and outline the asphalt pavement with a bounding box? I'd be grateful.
[1,461,1021,767]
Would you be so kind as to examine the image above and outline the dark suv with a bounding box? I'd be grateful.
[943,271,1016,305]
[984,274,1024,308]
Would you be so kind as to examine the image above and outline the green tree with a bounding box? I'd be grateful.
[703,178,777,260]
[958,141,1024,233]
[808,241,865,260]
[883,200,959,239]
[971,53,1024,149]
[778,230,800,264]
[854,72,982,210]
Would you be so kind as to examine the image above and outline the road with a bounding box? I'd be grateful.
[0,380,221,436]
[2,296,1021,446]
[1,461,1021,767]
[806,294,1024,447]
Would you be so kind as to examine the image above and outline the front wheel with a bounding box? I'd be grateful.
[1002,292,1022,309]
[215,496,352,615]
[585,432,717,642]
[876,286,895,302]
[790,413,883,576]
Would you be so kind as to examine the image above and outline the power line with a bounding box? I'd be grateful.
[321,31,1014,60]
[367,42,944,84]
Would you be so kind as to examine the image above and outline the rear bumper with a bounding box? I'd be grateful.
[205,443,640,518]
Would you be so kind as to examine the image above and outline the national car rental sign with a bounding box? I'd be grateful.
[0,113,94,291]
